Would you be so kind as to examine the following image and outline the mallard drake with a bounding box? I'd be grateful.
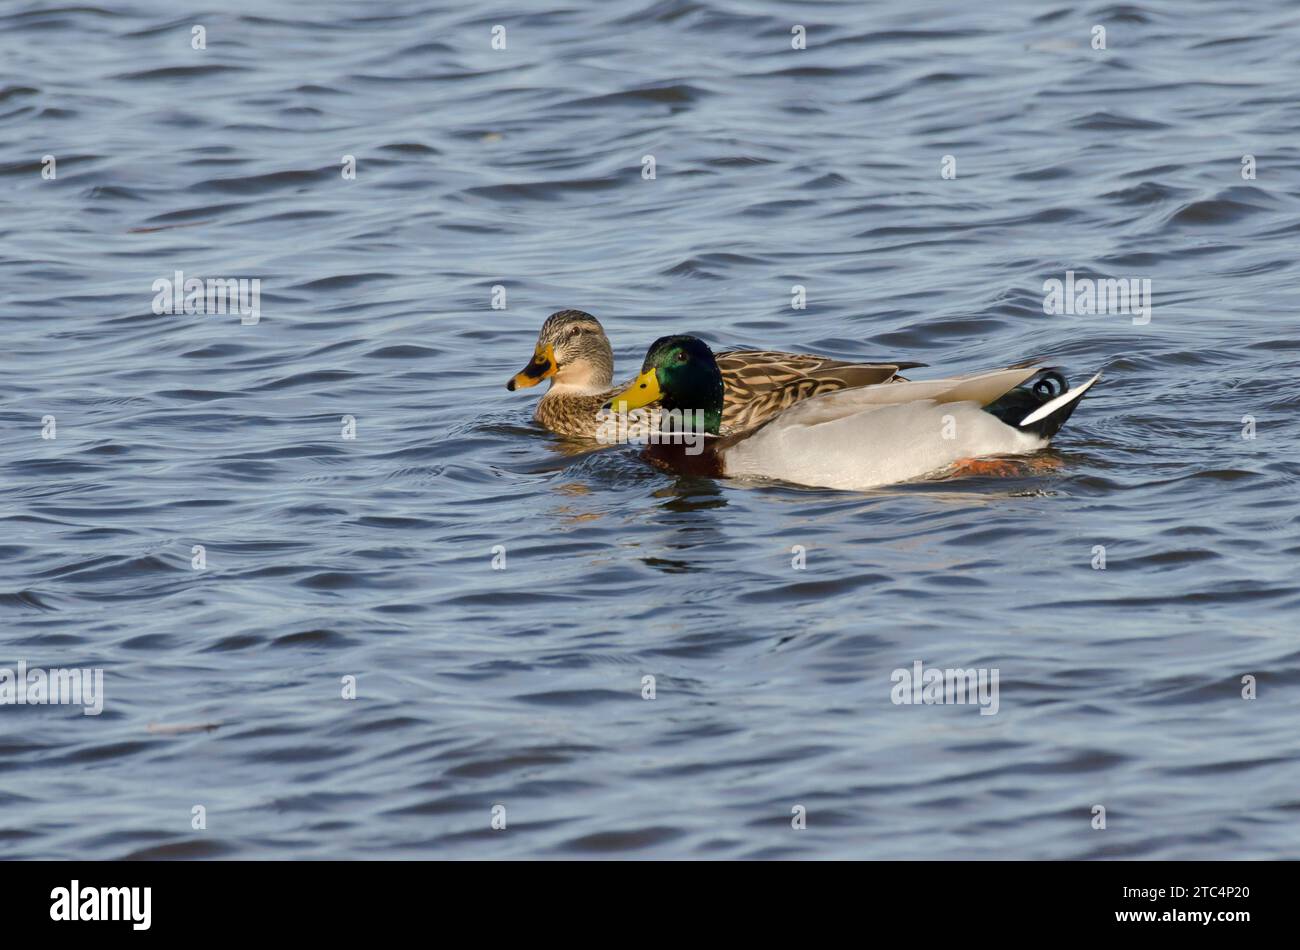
[602,335,1101,491]
[506,309,922,439]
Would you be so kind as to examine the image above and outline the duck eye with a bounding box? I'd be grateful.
[674,351,686,362]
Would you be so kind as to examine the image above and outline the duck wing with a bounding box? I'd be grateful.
[715,350,924,432]
[721,366,1040,437]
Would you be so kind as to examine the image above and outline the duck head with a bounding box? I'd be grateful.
[603,334,723,436]
[506,309,614,391]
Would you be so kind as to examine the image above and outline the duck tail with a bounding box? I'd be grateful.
[984,369,1102,440]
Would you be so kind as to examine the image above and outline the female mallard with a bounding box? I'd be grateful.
[506,309,922,439]
[602,335,1102,491]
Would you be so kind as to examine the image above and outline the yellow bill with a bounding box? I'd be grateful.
[506,343,557,391]
[603,368,661,411]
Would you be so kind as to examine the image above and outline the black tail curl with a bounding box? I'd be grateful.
[984,368,1087,440]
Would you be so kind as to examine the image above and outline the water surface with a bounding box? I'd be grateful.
[2,0,1299,859]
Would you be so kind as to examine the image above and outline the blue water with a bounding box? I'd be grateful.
[2,0,1299,859]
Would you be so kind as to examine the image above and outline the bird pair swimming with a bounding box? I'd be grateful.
[507,310,1101,491]
[506,309,921,438]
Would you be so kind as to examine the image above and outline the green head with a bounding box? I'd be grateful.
[604,334,723,435]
